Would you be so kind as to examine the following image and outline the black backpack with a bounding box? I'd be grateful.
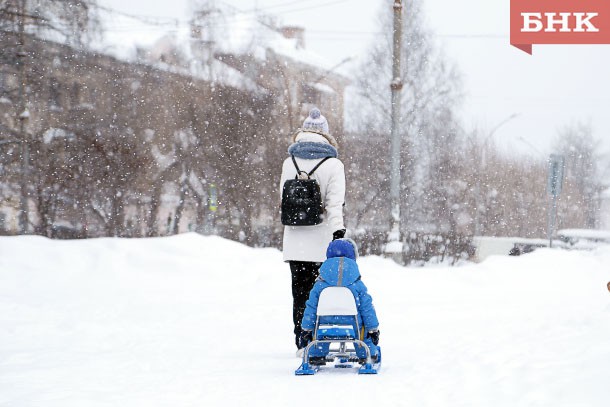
[281,155,331,226]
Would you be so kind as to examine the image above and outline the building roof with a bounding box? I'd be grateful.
[91,4,341,89]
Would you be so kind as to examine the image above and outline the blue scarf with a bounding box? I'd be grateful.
[288,141,338,159]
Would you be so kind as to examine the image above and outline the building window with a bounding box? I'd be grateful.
[70,82,80,108]
[49,77,62,110]
[301,84,320,106]
[0,72,12,102]
[0,73,6,98]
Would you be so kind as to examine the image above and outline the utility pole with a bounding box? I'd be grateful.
[17,0,30,234]
[385,0,404,258]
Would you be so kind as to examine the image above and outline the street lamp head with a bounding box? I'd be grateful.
[312,56,354,84]
[484,112,521,144]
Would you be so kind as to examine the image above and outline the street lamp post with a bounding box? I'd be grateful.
[474,113,520,236]
[480,113,520,167]
[310,56,353,85]
[516,136,545,159]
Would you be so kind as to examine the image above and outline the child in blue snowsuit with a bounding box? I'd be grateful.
[300,238,380,362]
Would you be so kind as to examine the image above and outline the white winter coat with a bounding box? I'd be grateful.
[280,132,346,263]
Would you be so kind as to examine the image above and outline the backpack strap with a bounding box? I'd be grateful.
[308,156,332,176]
[291,155,332,179]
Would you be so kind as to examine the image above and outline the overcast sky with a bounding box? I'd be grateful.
[99,0,610,161]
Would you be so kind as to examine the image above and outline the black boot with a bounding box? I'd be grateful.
[308,356,327,366]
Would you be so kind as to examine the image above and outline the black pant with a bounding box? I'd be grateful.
[289,261,321,349]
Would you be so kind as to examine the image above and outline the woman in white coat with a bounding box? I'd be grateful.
[279,108,346,352]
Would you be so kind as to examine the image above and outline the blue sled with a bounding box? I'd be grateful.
[295,287,382,376]
[295,345,381,375]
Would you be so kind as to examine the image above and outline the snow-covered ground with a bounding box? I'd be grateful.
[1,233,609,407]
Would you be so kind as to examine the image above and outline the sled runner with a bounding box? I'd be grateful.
[295,287,381,375]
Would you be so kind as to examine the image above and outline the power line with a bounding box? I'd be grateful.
[241,0,305,13]
[221,0,350,16]
[438,34,507,39]
[265,0,350,14]
[94,1,506,42]
[90,1,182,26]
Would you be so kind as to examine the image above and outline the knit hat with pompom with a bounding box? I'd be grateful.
[302,107,329,135]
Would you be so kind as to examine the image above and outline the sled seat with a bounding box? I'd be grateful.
[315,286,359,339]
[317,286,358,316]
[314,287,359,339]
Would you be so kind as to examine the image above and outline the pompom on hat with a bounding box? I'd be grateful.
[302,107,330,135]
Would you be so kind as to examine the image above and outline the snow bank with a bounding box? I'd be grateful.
[1,234,609,406]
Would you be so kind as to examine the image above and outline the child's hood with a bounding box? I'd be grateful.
[319,257,361,286]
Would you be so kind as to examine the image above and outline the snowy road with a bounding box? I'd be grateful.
[1,234,609,406]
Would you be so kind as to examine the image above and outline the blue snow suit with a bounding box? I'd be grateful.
[301,239,379,358]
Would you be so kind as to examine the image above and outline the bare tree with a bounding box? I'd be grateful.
[346,0,464,238]
[0,0,101,47]
[202,86,279,245]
